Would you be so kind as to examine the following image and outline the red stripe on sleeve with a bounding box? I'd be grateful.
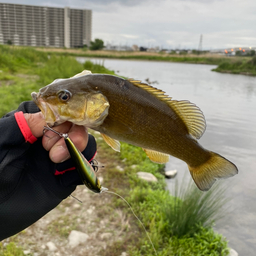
[88,151,97,163]
[14,112,37,144]
[55,167,76,175]
[54,151,97,176]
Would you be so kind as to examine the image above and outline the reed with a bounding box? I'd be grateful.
[164,177,229,238]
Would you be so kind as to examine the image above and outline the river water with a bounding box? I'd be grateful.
[77,57,256,255]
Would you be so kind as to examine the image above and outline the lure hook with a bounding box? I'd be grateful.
[43,125,68,139]
[90,159,104,172]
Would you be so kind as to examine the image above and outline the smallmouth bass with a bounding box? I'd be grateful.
[31,70,238,191]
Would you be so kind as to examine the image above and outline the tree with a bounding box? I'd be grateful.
[89,39,104,50]
[235,50,242,56]
[248,50,255,56]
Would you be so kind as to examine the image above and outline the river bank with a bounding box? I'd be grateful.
[0,45,231,255]
[212,56,256,76]
[36,46,256,76]
[4,45,255,76]
[34,46,243,65]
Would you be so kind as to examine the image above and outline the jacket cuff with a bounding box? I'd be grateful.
[14,112,37,144]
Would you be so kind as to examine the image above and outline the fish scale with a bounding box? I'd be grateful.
[31,71,238,191]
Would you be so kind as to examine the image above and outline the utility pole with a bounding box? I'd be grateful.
[198,34,203,54]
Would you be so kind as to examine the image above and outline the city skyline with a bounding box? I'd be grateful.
[1,0,255,50]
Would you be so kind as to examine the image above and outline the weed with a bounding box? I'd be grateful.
[0,242,25,256]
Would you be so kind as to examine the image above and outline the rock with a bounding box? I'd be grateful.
[68,230,89,248]
[120,252,128,256]
[87,206,95,214]
[137,172,157,182]
[116,165,124,171]
[100,232,112,240]
[46,241,57,251]
[165,169,177,179]
[229,248,238,256]
[23,250,31,255]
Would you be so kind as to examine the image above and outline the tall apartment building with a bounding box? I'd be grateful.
[0,3,92,48]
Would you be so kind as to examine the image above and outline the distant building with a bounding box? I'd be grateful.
[104,43,133,51]
[132,44,139,51]
[0,3,92,48]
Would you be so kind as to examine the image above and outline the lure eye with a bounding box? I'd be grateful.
[58,90,72,102]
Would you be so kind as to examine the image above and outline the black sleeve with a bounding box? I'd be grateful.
[0,101,97,240]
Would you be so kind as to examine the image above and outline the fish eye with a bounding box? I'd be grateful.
[58,90,72,102]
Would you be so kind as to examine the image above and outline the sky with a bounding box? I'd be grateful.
[2,0,256,50]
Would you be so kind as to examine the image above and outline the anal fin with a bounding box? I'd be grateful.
[101,133,120,152]
[143,149,169,164]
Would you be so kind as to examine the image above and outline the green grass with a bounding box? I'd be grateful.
[0,45,48,73]
[213,56,256,75]
[0,45,115,117]
[0,242,25,256]
[96,141,229,255]
[123,180,229,255]
[164,179,229,238]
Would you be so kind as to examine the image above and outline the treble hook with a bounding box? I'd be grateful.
[90,159,105,172]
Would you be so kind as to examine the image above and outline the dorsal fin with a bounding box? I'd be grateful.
[168,100,206,139]
[128,79,206,139]
[128,79,170,99]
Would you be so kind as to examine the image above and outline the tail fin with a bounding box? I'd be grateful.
[188,151,238,191]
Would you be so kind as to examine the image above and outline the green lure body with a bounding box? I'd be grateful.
[63,135,103,193]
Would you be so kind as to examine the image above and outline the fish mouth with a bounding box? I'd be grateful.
[31,92,61,127]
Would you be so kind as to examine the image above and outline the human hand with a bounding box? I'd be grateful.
[24,112,88,163]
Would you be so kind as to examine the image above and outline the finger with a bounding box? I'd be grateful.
[24,112,47,138]
[42,122,72,151]
[49,125,88,163]
[67,125,88,152]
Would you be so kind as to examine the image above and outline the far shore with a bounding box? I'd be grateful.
[35,47,256,76]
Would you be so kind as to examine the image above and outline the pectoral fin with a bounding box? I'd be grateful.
[143,149,169,164]
[101,133,120,152]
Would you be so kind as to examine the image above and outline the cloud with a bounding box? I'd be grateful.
[2,0,256,49]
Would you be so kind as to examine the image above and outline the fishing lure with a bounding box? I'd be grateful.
[43,126,108,193]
